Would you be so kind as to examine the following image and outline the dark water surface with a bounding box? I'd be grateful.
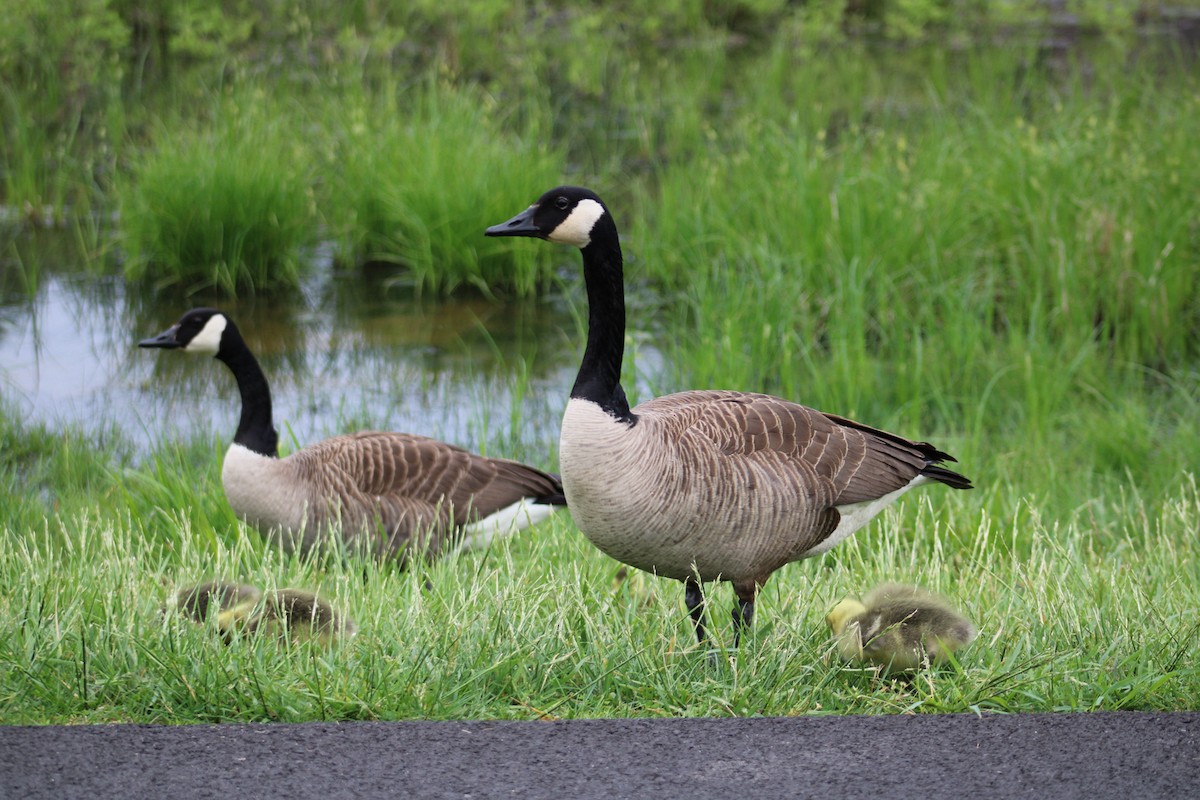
[0,228,665,460]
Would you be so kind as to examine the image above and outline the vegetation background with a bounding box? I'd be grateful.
[1,0,1197,723]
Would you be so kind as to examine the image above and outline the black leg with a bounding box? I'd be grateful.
[684,577,708,645]
[731,597,755,647]
[731,579,760,648]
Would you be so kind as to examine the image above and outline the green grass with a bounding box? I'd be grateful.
[321,81,565,296]
[110,79,566,298]
[643,50,1199,368]
[0,413,1196,723]
[620,45,1200,527]
[116,95,319,295]
[0,403,128,532]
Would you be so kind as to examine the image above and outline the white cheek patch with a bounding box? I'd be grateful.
[547,198,605,248]
[185,314,228,354]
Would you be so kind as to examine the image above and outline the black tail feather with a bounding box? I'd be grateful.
[535,491,569,506]
[921,463,973,490]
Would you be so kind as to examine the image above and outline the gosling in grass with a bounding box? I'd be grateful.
[168,581,262,624]
[218,588,357,647]
[826,583,975,672]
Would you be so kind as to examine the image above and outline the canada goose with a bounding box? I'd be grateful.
[139,308,567,561]
[486,186,972,647]
[826,583,976,671]
[218,588,357,646]
[168,580,262,623]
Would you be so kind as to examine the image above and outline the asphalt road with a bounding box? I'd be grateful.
[3,711,1198,799]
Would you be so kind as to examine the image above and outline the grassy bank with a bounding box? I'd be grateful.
[0,385,1197,723]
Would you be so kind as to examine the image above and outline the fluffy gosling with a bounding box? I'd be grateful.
[826,583,976,672]
[169,581,262,624]
[218,588,357,647]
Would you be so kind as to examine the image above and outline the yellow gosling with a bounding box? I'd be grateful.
[218,589,356,647]
[169,581,262,624]
[826,583,975,672]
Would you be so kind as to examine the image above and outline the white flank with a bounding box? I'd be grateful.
[547,198,605,248]
[800,474,931,558]
[186,313,228,354]
[455,499,559,554]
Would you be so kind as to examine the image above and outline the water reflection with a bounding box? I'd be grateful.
[0,230,594,460]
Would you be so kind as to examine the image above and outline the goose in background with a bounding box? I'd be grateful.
[826,583,976,671]
[139,308,567,562]
[486,186,972,647]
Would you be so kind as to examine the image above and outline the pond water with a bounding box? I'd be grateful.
[0,227,663,460]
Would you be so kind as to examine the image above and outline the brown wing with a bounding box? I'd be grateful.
[637,390,966,506]
[291,431,563,536]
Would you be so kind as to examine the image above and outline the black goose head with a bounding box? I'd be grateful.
[485,186,613,249]
[488,185,632,422]
[138,308,233,356]
[139,307,277,456]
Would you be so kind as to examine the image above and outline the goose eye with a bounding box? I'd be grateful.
[555,196,570,210]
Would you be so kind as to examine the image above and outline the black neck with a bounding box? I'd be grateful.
[216,326,279,457]
[570,220,635,423]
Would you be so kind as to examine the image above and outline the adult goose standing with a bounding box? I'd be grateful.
[139,308,567,561]
[486,186,972,647]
